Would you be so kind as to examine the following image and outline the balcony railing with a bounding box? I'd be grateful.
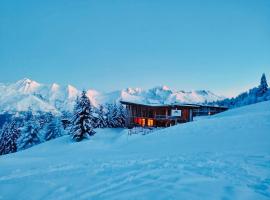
[155,115,170,119]
[129,115,180,120]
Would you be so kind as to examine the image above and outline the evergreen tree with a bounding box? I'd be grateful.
[61,111,73,130]
[70,91,95,141]
[0,123,10,155]
[105,103,119,128]
[43,113,63,141]
[105,103,127,128]
[105,103,112,128]
[17,111,41,150]
[95,105,107,128]
[36,112,52,130]
[0,121,20,155]
[117,104,127,128]
[258,73,268,96]
[91,107,99,128]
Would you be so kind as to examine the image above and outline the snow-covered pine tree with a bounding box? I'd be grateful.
[0,123,10,155]
[105,103,120,128]
[117,104,127,128]
[17,111,41,150]
[36,112,52,130]
[91,107,100,128]
[104,103,112,128]
[0,121,20,155]
[95,105,107,128]
[258,73,268,97]
[61,111,73,130]
[70,91,95,141]
[43,113,63,141]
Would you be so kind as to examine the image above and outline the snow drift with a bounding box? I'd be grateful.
[0,101,269,200]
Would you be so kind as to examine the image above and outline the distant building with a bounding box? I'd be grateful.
[121,101,228,128]
[120,101,199,128]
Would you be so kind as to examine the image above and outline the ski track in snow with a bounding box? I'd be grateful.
[0,154,270,200]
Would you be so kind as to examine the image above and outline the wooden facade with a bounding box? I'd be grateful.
[120,101,199,128]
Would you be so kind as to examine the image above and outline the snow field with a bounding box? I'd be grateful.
[0,101,270,200]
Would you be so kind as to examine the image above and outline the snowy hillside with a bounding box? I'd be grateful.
[0,78,224,113]
[0,101,269,200]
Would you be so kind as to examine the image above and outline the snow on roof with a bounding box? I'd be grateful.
[120,100,201,108]
[184,103,228,109]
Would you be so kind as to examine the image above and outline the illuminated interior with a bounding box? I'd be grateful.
[147,119,154,127]
[141,118,145,126]
[134,118,153,127]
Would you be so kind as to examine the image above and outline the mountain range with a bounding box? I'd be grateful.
[0,78,225,113]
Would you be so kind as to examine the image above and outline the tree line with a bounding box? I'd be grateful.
[212,73,269,108]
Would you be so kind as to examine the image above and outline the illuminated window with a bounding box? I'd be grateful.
[141,118,145,126]
[134,118,148,126]
[147,119,154,127]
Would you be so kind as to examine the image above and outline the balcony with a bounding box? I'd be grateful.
[130,115,180,120]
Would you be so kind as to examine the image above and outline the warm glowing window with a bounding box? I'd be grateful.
[141,118,145,126]
[134,118,147,126]
[147,119,154,127]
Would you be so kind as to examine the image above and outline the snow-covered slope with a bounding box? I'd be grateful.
[0,101,269,200]
[0,78,224,113]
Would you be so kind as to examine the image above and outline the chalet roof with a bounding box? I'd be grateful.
[120,100,200,108]
[185,104,228,109]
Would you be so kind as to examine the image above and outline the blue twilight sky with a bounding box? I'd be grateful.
[0,0,270,97]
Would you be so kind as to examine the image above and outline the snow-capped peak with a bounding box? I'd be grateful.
[161,85,170,91]
[51,83,60,92]
[0,79,225,113]
[15,78,39,86]
[125,87,143,95]
[14,78,41,93]
[66,85,79,99]
[86,89,100,107]
[150,85,171,91]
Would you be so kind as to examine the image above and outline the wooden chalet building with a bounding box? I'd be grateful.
[120,101,199,128]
